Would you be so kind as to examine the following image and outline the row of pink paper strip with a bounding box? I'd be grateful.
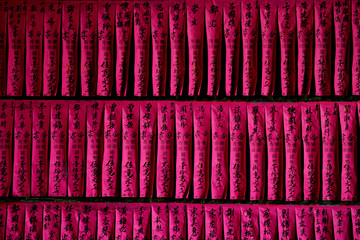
[0,202,360,240]
[1,0,360,97]
[0,100,358,201]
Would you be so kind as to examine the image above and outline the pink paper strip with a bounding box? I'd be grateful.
[169,203,187,239]
[6,203,25,239]
[229,103,247,200]
[259,205,277,240]
[295,206,314,240]
[79,203,97,240]
[0,101,13,197]
[43,1,62,96]
[352,0,360,95]
[115,1,133,96]
[187,204,205,240]
[211,102,229,199]
[205,205,223,240]
[187,0,205,96]
[222,205,241,240]
[43,203,61,240]
[206,0,222,96]
[314,0,332,96]
[121,102,139,197]
[68,102,86,197]
[241,205,259,239]
[241,0,259,96]
[139,101,157,197]
[62,2,79,96]
[339,102,358,200]
[60,203,79,240]
[103,102,121,197]
[31,101,50,197]
[301,103,321,201]
[313,206,334,240]
[277,206,296,239]
[169,1,186,96]
[80,2,97,96]
[13,101,32,197]
[0,203,6,239]
[0,2,6,96]
[115,203,133,239]
[133,204,151,239]
[224,1,240,96]
[134,1,151,96]
[260,0,277,96]
[297,0,314,96]
[332,206,352,240]
[24,203,43,239]
[193,102,210,199]
[175,102,193,198]
[151,1,168,96]
[7,2,25,96]
[283,103,302,201]
[264,103,284,200]
[157,101,175,198]
[49,102,68,197]
[152,203,169,239]
[97,203,115,240]
[86,101,104,197]
[351,206,360,240]
[97,1,115,96]
[247,103,266,200]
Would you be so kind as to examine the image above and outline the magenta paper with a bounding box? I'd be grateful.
[260,0,277,96]
[353,0,360,95]
[0,204,6,239]
[169,0,186,96]
[86,101,104,197]
[264,103,284,200]
[97,1,115,96]
[0,2,6,96]
[332,206,352,240]
[283,103,302,201]
[205,205,223,240]
[206,0,222,96]
[24,203,43,240]
[334,0,351,95]
[241,0,259,96]
[339,102,358,200]
[68,102,86,197]
[116,1,133,96]
[7,2,25,96]
[103,102,121,197]
[320,102,339,200]
[151,1,168,96]
[277,206,296,239]
[115,203,133,239]
[133,204,151,240]
[222,205,240,240]
[241,205,259,239]
[313,206,334,240]
[187,0,205,96]
[49,102,68,197]
[60,203,79,240]
[43,1,62,96]
[211,102,229,199]
[229,103,247,200]
[314,0,332,96]
[351,206,360,240]
[187,204,205,240]
[79,203,97,240]
[139,102,157,197]
[43,203,61,240]
[31,101,50,197]
[97,203,115,240]
[247,103,266,200]
[62,1,79,96]
[121,102,139,197]
[134,1,151,96]
[193,102,210,199]
[0,101,13,197]
[224,1,240,96]
[152,203,169,239]
[295,206,314,240]
[278,0,296,96]
[13,101,32,197]
[169,203,187,240]
[301,103,321,201]
[297,0,314,96]
[80,2,97,96]
[157,101,175,198]
[175,102,193,198]
[25,1,43,96]
[259,205,277,240]
[6,203,25,240]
